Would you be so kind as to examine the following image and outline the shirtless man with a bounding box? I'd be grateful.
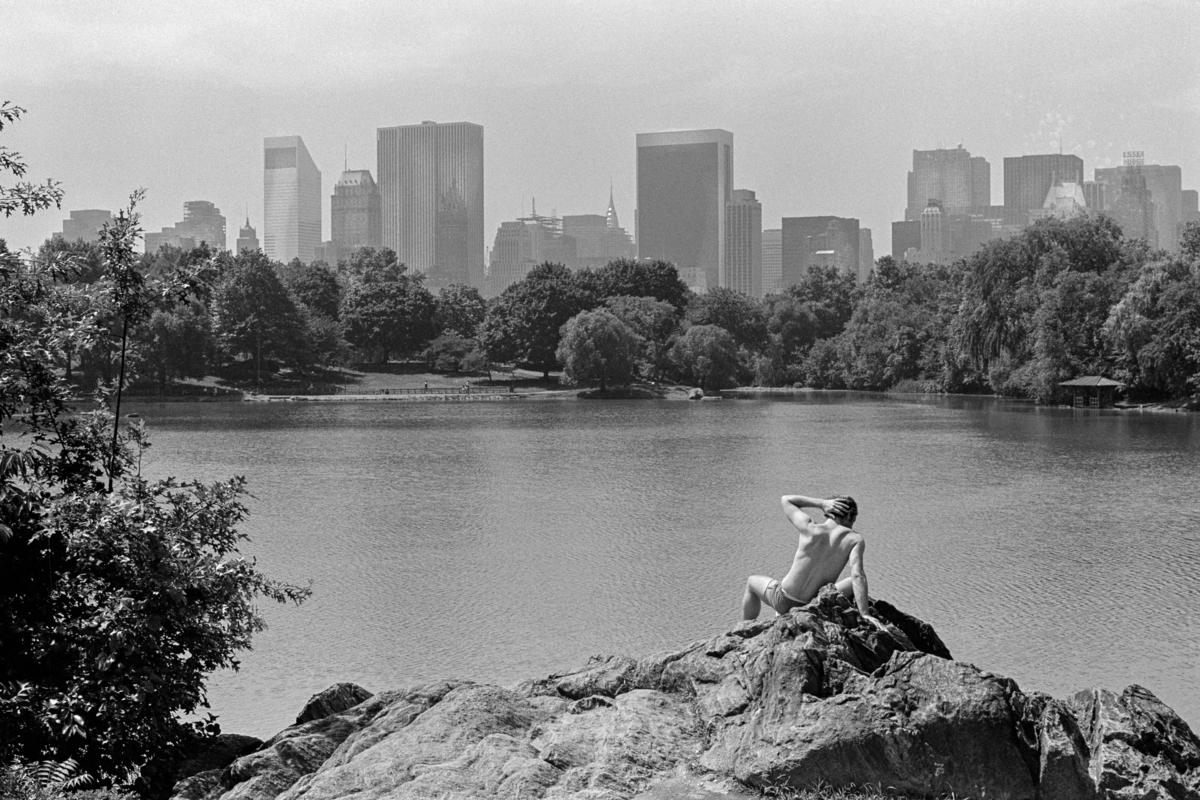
[742,493,885,628]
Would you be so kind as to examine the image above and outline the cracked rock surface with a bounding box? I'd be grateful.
[172,587,1200,800]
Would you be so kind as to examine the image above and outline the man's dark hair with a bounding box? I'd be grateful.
[832,495,858,523]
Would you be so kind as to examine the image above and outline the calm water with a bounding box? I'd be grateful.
[128,394,1200,737]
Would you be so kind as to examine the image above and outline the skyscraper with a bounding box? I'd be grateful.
[858,229,874,282]
[331,169,382,259]
[725,189,761,297]
[1095,157,1183,252]
[263,136,321,263]
[761,228,782,296]
[1003,154,1084,225]
[144,201,226,253]
[781,216,860,287]
[376,121,484,288]
[906,146,990,220]
[58,209,111,243]
[236,217,259,253]
[636,129,733,291]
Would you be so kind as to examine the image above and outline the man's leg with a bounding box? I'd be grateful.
[743,575,775,620]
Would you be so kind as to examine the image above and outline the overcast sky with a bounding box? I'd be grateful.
[3,0,1197,259]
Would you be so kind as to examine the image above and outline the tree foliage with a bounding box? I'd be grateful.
[481,262,596,376]
[670,324,740,390]
[1,99,309,787]
[212,250,307,380]
[340,268,436,363]
[556,309,641,391]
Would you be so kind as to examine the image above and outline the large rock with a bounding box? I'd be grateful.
[172,587,1200,800]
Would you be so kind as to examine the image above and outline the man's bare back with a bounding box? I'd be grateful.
[742,493,885,629]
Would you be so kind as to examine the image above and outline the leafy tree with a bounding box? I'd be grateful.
[341,273,437,363]
[435,283,486,338]
[670,324,740,390]
[480,262,596,377]
[138,305,211,392]
[1104,255,1200,397]
[1,105,308,787]
[603,295,679,379]
[422,334,482,373]
[556,309,642,392]
[287,263,342,321]
[212,250,307,383]
[339,247,406,285]
[0,102,63,217]
[685,287,768,350]
[592,258,689,310]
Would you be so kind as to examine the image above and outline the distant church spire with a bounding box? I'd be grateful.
[606,182,620,229]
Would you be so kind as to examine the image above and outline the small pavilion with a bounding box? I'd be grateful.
[1059,375,1123,408]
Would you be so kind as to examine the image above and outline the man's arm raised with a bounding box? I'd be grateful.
[780,494,847,529]
[847,539,887,630]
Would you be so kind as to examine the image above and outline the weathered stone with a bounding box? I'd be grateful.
[182,590,1199,800]
[1069,684,1200,799]
[702,651,1040,799]
[294,682,373,725]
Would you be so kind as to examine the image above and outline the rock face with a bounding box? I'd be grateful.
[174,587,1200,800]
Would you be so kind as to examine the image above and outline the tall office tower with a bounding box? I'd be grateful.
[1082,180,1106,212]
[858,229,874,282]
[780,216,860,287]
[919,201,949,261]
[1183,189,1199,225]
[331,169,382,260]
[58,209,112,243]
[1095,156,1183,252]
[236,217,259,252]
[376,121,484,288]
[486,211,575,295]
[724,189,761,297]
[905,146,989,220]
[144,201,226,254]
[891,220,921,260]
[761,228,782,295]
[1097,162,1157,248]
[1003,154,1084,225]
[264,136,321,263]
[636,129,733,291]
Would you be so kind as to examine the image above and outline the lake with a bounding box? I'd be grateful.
[128,393,1200,737]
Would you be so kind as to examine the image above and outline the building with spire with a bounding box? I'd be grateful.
[486,203,576,295]
[330,168,382,263]
[236,217,259,252]
[560,186,636,270]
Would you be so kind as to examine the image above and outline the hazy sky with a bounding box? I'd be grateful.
[3,0,1198,258]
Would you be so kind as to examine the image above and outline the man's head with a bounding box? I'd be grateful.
[829,495,858,527]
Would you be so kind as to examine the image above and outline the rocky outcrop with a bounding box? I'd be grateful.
[174,587,1200,800]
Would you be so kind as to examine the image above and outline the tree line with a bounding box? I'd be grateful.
[42,212,1200,403]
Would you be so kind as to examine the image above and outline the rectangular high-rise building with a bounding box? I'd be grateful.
[636,129,733,291]
[58,209,112,244]
[331,169,382,260]
[1094,162,1183,252]
[761,228,782,295]
[264,136,321,263]
[1003,154,1085,225]
[906,146,989,220]
[376,121,484,288]
[724,189,761,297]
[781,216,860,287]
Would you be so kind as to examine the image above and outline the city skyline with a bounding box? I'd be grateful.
[2,1,1197,261]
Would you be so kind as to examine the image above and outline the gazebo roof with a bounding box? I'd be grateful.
[1058,375,1123,387]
